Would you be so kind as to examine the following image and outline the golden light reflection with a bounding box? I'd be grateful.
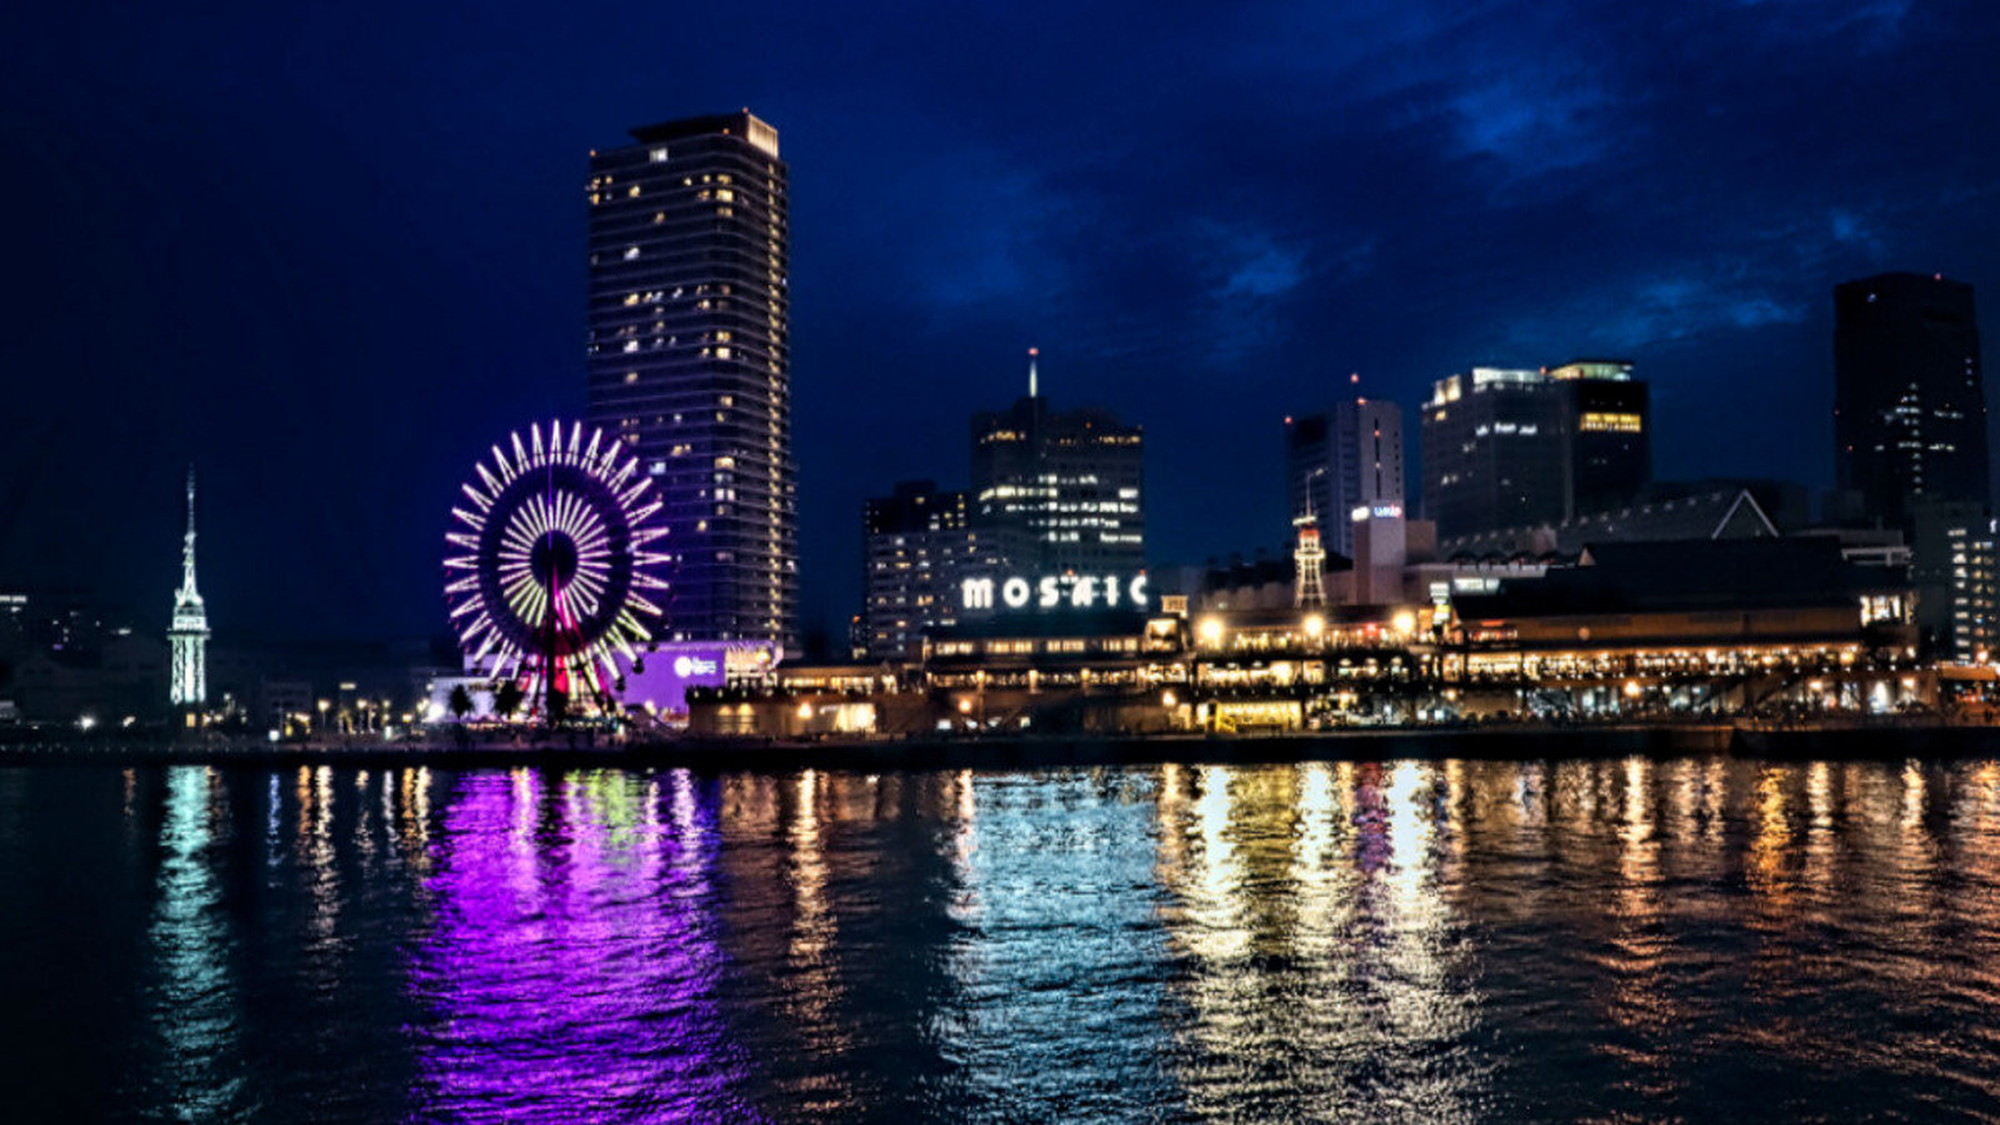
[1156,762,1483,1120]
[1747,765,1792,907]
[353,770,377,863]
[299,764,340,957]
[1599,756,1687,1063]
[1803,761,1836,901]
[398,767,433,867]
[781,768,854,1091]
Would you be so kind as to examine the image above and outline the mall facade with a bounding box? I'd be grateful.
[689,536,1929,738]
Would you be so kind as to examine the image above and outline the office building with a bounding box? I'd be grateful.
[1421,360,1649,540]
[1834,273,1988,527]
[585,110,797,651]
[1421,367,1568,538]
[1286,398,1404,558]
[1947,518,1999,664]
[1550,360,1650,515]
[971,355,1145,578]
[861,481,997,661]
[1911,500,1998,662]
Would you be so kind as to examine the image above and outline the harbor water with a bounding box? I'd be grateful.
[4,755,1999,1122]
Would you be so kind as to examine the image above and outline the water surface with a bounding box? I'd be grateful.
[4,756,1999,1122]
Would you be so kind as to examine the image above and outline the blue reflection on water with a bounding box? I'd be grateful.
[146,766,251,1121]
[940,768,1187,1120]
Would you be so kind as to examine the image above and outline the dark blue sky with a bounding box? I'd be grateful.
[3,0,1997,646]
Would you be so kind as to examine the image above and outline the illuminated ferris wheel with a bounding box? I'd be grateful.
[444,421,670,716]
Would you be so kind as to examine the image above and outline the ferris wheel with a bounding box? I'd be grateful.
[444,421,670,715]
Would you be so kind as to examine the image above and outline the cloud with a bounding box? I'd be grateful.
[1492,266,1811,358]
[1731,0,1912,49]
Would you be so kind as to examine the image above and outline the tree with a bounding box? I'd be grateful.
[493,680,525,720]
[448,684,474,721]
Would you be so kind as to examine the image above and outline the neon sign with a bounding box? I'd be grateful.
[962,574,1151,612]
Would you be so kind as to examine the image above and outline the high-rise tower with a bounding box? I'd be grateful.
[1834,273,1988,526]
[1420,360,1648,540]
[970,352,1145,577]
[585,111,797,652]
[168,468,208,709]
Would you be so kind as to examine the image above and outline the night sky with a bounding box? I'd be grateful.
[4,0,1997,648]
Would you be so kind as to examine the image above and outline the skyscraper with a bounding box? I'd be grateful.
[970,353,1145,578]
[1285,397,1404,559]
[1421,367,1568,539]
[1549,360,1650,516]
[1834,272,1988,526]
[168,468,207,710]
[585,111,797,651]
[1421,360,1649,540]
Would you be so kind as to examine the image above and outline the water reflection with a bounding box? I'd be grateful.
[1154,761,1488,1123]
[407,769,759,1121]
[929,769,1182,1120]
[146,766,251,1120]
[18,755,2000,1121]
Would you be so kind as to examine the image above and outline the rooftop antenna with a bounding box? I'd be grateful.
[1028,347,1039,398]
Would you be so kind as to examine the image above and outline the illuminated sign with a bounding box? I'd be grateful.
[623,640,777,715]
[962,573,1151,612]
[671,654,720,678]
[1350,503,1405,522]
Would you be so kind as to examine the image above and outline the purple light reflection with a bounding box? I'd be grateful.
[406,769,764,1122]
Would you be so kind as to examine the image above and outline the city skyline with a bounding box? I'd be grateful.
[4,1,1999,645]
